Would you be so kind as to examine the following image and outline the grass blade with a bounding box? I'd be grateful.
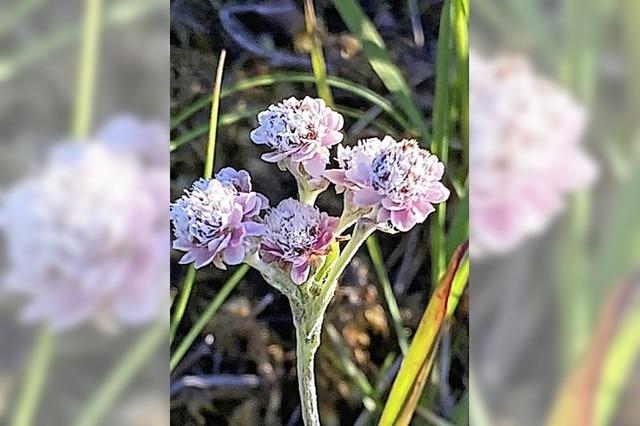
[366,236,409,355]
[73,323,165,426]
[10,328,53,426]
[303,0,334,106]
[378,242,469,425]
[170,264,249,372]
[430,0,454,284]
[331,0,430,142]
[170,50,226,348]
[170,72,411,131]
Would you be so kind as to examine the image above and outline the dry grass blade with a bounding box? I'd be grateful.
[378,241,469,426]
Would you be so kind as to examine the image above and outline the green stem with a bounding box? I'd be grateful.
[72,0,103,139]
[11,328,53,426]
[203,49,226,179]
[366,236,409,355]
[73,323,165,426]
[170,50,227,348]
[293,313,322,426]
[304,0,334,107]
[169,265,196,345]
[430,0,453,284]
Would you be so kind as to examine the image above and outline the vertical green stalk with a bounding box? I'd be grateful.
[170,50,227,345]
[204,49,227,180]
[73,323,165,426]
[430,0,453,284]
[11,1,104,424]
[304,0,333,107]
[72,0,103,139]
[454,0,469,172]
[366,237,409,355]
[10,329,53,426]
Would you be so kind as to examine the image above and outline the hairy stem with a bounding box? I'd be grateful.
[293,313,322,426]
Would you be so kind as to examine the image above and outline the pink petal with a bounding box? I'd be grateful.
[223,244,245,265]
[262,151,289,162]
[291,263,311,285]
[303,155,327,178]
[353,187,382,206]
[324,169,347,186]
[391,209,417,232]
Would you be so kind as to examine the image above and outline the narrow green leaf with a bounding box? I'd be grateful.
[331,0,430,142]
[170,72,411,131]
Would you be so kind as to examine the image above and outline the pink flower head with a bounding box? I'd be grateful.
[470,50,598,257]
[325,137,449,232]
[170,171,267,269]
[260,198,338,285]
[0,140,168,331]
[250,97,344,178]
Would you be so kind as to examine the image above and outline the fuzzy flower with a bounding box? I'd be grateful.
[250,96,344,178]
[325,137,449,232]
[170,172,267,270]
[470,50,597,257]
[0,140,168,331]
[260,199,338,284]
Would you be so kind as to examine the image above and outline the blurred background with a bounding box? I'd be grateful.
[471,1,640,425]
[170,0,468,425]
[0,0,168,425]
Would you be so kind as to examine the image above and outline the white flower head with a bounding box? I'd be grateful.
[260,199,338,284]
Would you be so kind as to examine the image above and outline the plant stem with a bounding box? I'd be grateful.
[73,322,165,426]
[169,265,196,345]
[203,49,227,179]
[72,0,103,139]
[293,314,322,426]
[11,328,53,426]
[170,50,227,349]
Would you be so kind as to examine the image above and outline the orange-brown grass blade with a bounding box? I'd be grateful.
[378,241,469,426]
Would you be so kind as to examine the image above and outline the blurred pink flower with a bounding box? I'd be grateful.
[470,51,598,257]
[97,114,168,167]
[260,198,338,284]
[325,137,449,232]
[0,128,168,331]
[170,171,267,270]
[250,96,344,178]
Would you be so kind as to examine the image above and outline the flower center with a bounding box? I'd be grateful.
[370,140,435,203]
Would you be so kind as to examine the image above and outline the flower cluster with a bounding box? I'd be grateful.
[325,136,449,232]
[260,199,338,284]
[173,97,449,287]
[250,96,344,179]
[170,168,267,269]
[470,50,597,257]
[0,117,168,331]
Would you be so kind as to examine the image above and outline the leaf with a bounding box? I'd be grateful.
[546,275,640,426]
[330,0,431,141]
[378,241,469,426]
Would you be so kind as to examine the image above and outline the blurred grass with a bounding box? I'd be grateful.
[10,329,53,426]
[74,322,165,426]
[0,0,162,82]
